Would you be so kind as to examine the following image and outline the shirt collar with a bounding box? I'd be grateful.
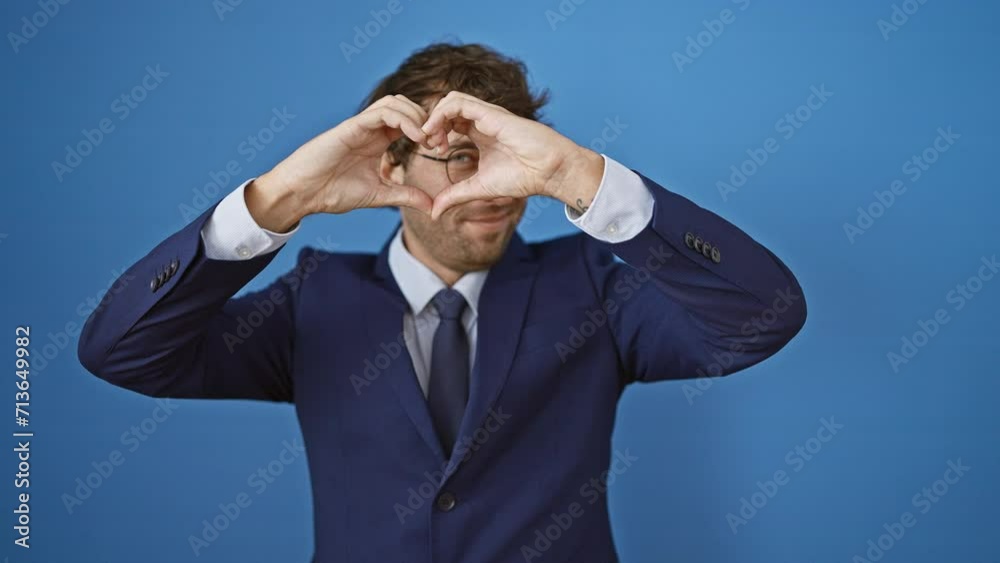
[387,227,488,318]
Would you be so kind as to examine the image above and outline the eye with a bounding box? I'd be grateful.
[450,151,479,163]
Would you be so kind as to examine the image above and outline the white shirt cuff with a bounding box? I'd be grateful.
[565,154,654,243]
[200,178,299,260]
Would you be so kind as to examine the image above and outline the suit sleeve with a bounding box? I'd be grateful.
[578,170,807,383]
[77,203,306,402]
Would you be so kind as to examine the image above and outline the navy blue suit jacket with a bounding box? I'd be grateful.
[78,171,806,562]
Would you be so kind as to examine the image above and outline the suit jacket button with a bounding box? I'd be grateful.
[693,237,703,253]
[150,277,160,292]
[169,259,179,274]
[158,271,167,284]
[711,247,722,263]
[702,242,713,259]
[684,232,695,249]
[436,491,457,512]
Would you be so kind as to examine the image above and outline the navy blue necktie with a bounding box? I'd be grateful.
[427,288,470,454]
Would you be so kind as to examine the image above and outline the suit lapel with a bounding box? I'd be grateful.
[451,233,538,473]
[367,225,447,464]
[368,223,540,472]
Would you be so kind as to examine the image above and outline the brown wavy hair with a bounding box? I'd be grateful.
[362,41,550,167]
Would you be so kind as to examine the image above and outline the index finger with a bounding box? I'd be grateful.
[422,96,504,142]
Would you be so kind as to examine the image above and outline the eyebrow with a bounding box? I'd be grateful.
[448,142,478,151]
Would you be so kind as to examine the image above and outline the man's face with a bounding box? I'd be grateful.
[389,129,527,273]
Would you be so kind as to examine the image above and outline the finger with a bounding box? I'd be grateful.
[431,177,495,220]
[425,92,477,149]
[391,94,429,124]
[423,96,504,140]
[386,95,434,150]
[377,108,428,146]
[377,97,426,129]
[433,90,504,113]
[365,95,394,111]
[431,116,476,153]
[424,97,490,138]
[355,107,428,147]
[426,92,502,150]
[371,183,433,215]
[364,94,410,116]
[426,115,489,155]
[369,95,434,150]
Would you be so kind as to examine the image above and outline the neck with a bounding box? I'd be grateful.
[400,226,464,287]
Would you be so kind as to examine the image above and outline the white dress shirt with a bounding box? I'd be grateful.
[387,227,486,396]
[199,154,654,396]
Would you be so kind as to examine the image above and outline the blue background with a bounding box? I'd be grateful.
[2,0,998,561]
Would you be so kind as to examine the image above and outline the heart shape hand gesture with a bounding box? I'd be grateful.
[246,92,605,232]
[419,91,604,219]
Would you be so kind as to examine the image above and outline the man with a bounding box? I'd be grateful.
[78,42,806,562]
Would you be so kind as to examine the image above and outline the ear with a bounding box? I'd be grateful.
[379,152,407,186]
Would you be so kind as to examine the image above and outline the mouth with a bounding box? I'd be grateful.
[463,209,514,229]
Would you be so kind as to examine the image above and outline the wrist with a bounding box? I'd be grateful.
[545,146,605,212]
[245,171,308,233]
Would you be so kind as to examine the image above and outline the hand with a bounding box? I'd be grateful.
[247,95,435,232]
[420,91,606,219]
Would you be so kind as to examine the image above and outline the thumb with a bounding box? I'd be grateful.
[371,183,433,215]
[430,177,487,220]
